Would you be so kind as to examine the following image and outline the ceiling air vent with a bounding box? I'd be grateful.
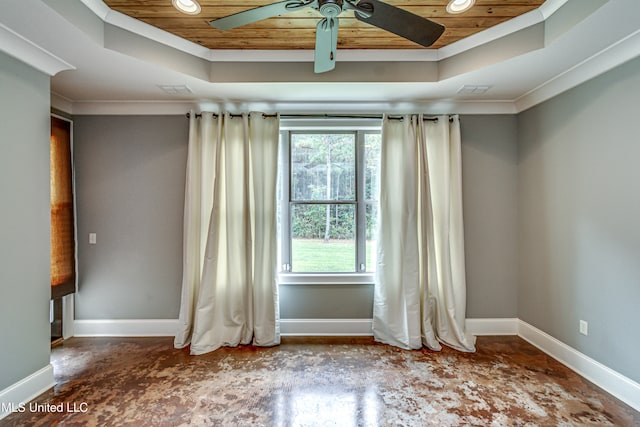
[457,85,492,95]
[158,85,193,95]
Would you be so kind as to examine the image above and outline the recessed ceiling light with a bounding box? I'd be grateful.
[446,0,475,14]
[172,0,201,15]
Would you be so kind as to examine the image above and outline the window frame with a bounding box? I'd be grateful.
[278,118,381,285]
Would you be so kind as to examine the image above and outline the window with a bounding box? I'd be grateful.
[279,121,381,279]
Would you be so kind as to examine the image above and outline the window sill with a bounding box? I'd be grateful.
[278,273,374,285]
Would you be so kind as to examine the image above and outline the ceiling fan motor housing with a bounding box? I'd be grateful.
[318,0,343,17]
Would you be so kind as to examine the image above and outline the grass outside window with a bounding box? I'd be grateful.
[291,239,377,273]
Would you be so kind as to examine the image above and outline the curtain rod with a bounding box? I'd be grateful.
[185,113,453,122]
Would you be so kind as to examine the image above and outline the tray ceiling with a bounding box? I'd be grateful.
[103,0,545,50]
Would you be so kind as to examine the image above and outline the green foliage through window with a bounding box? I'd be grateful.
[282,129,381,273]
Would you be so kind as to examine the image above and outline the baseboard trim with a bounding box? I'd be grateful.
[279,318,520,337]
[466,318,519,336]
[72,318,505,338]
[0,364,55,420]
[517,320,640,412]
[74,319,179,337]
[280,319,373,336]
[62,294,74,340]
[69,317,639,412]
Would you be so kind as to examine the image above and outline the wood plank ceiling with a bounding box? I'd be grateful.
[103,0,545,50]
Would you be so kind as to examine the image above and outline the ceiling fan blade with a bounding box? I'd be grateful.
[354,0,444,47]
[210,0,317,31]
[314,17,338,73]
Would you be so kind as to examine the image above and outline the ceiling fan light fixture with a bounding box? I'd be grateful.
[446,0,475,14]
[172,0,201,15]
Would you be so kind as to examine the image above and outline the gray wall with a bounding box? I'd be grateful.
[0,52,52,390]
[281,115,519,319]
[73,116,187,319]
[517,56,640,383]
[280,284,374,319]
[72,114,518,321]
[462,115,519,318]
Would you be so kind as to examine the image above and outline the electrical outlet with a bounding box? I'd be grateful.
[579,320,588,336]
[89,233,97,244]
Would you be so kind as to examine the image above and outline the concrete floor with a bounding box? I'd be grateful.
[3,336,639,426]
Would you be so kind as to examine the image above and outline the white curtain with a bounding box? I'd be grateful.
[174,111,280,355]
[373,114,475,352]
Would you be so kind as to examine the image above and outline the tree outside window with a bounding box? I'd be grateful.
[282,130,380,273]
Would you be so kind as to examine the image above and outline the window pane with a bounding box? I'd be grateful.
[366,203,378,272]
[291,204,355,272]
[291,133,355,201]
[365,133,382,201]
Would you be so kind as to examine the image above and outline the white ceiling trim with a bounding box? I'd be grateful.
[0,23,75,76]
[66,98,519,116]
[209,49,442,62]
[83,0,558,64]
[38,0,639,116]
[106,5,211,60]
[67,100,198,115]
[79,0,110,20]
[515,25,640,112]
[65,23,640,117]
[51,92,74,113]
[437,7,547,60]
[56,28,640,117]
[538,0,571,19]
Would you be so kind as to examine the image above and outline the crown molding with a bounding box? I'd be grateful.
[78,0,111,20]
[58,0,637,116]
[63,27,640,119]
[538,0,571,19]
[0,23,75,76]
[209,49,441,62]
[437,7,546,60]
[515,27,640,112]
[51,92,74,114]
[82,0,557,65]
[67,99,519,116]
[70,100,199,115]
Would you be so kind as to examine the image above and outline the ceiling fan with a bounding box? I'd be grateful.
[209,0,445,73]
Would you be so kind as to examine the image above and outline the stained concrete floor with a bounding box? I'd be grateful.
[3,336,639,426]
